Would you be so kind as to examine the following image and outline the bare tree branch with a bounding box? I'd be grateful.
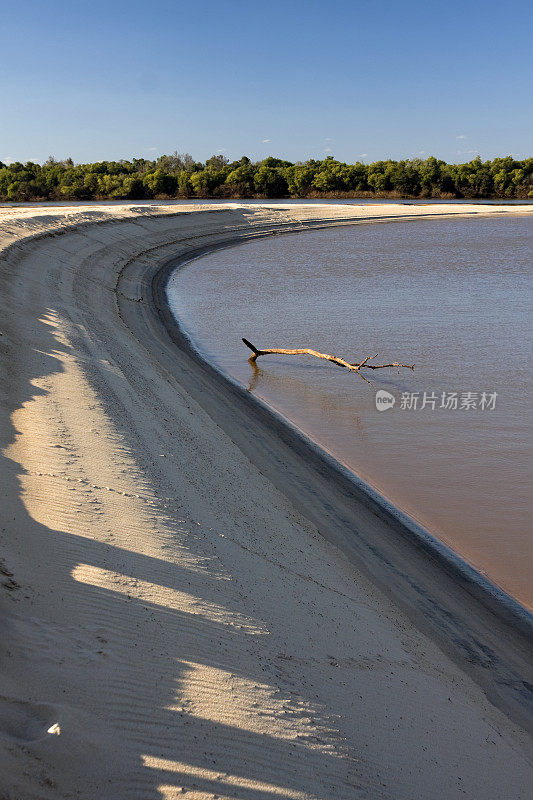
[242,338,414,375]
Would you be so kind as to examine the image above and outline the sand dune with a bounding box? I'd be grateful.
[0,202,532,799]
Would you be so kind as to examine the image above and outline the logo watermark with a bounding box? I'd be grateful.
[375,390,498,411]
[375,390,396,411]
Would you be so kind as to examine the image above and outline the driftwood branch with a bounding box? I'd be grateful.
[242,338,414,375]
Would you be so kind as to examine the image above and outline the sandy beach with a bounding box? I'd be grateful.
[0,202,532,799]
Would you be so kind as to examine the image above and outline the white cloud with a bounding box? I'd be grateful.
[147,146,158,152]
[360,153,368,158]
[456,134,467,140]
[262,138,271,143]
[324,147,333,152]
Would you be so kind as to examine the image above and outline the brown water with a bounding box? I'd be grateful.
[167,216,533,608]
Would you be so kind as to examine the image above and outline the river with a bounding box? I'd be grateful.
[167,215,532,608]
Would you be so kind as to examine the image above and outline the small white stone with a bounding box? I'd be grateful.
[47,723,61,735]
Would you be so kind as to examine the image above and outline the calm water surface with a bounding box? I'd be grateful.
[167,217,533,608]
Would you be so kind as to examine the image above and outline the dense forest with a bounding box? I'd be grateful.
[1,153,532,201]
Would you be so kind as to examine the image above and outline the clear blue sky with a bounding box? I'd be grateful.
[1,0,531,165]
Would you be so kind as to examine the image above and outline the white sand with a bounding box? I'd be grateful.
[0,202,532,800]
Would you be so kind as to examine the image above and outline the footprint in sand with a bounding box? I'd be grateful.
[0,696,60,743]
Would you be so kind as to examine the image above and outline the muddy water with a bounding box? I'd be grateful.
[167,216,533,608]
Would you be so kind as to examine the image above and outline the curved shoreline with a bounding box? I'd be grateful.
[138,221,533,728]
[158,232,533,632]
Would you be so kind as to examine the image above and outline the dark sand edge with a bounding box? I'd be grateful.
[116,213,533,733]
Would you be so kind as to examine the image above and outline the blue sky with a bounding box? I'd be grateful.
[1,0,531,165]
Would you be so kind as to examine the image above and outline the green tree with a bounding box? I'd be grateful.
[253,165,288,197]
[285,164,316,196]
[225,162,256,196]
[0,153,531,201]
[142,169,177,197]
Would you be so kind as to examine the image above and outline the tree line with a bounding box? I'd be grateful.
[1,153,532,201]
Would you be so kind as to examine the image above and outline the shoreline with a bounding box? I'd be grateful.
[158,228,533,622]
[160,215,533,610]
[1,202,532,798]
[2,196,533,210]
[148,221,533,724]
